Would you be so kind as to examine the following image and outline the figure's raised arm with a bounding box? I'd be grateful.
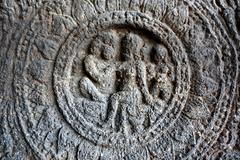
[84,55,102,83]
[136,61,153,105]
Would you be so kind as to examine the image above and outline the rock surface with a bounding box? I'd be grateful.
[0,0,239,159]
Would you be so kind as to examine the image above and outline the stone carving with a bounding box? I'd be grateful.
[79,31,118,103]
[148,44,174,103]
[0,0,239,160]
[53,12,191,148]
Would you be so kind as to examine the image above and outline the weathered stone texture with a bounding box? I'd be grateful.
[0,0,239,159]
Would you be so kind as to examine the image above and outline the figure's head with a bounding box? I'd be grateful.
[89,31,118,60]
[151,44,168,64]
[121,33,144,61]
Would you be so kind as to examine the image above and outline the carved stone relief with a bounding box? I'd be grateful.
[0,0,239,159]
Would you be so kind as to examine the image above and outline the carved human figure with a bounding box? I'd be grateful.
[79,31,118,102]
[154,65,173,102]
[149,44,173,103]
[111,33,152,135]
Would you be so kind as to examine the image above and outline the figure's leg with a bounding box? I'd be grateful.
[122,104,132,136]
[110,95,120,132]
[79,77,106,102]
[111,92,128,133]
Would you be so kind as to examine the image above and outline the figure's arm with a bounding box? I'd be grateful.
[84,55,102,82]
[146,64,156,81]
[136,61,153,104]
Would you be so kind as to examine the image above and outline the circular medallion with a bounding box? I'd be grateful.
[53,11,190,146]
[13,2,238,159]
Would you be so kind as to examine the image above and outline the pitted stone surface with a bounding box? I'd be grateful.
[0,0,239,159]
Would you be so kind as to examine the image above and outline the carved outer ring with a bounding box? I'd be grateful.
[184,2,239,158]
[12,4,238,158]
[53,11,191,146]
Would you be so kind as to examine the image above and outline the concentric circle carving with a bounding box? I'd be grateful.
[53,11,190,146]
[13,2,238,159]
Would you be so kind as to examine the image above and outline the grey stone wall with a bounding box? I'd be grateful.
[0,0,239,159]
